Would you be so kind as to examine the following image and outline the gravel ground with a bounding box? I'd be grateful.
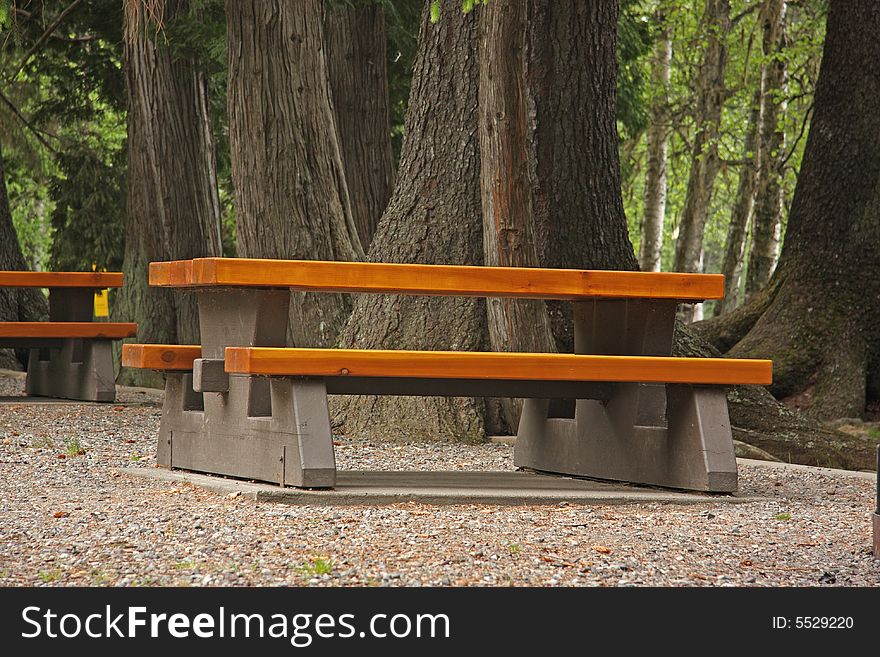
[1,371,878,587]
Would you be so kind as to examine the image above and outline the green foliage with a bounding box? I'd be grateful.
[618,0,653,140]
[49,130,126,272]
[621,0,826,284]
[300,557,334,577]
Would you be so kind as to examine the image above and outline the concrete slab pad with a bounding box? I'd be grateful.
[121,466,767,506]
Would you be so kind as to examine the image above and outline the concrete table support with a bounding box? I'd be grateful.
[514,300,737,492]
[158,289,336,488]
[23,287,116,402]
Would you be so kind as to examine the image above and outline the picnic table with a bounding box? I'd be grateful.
[122,257,772,493]
[0,271,136,402]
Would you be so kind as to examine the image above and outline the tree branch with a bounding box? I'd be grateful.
[0,90,59,154]
[10,0,84,81]
[780,102,814,169]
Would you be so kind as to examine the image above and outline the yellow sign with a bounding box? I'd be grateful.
[94,289,109,318]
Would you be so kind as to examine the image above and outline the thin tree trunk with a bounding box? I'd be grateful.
[0,145,48,370]
[331,1,487,443]
[117,0,221,386]
[717,87,762,315]
[728,0,880,420]
[673,0,730,321]
[746,0,786,297]
[227,0,364,348]
[325,1,395,251]
[639,17,671,273]
[479,0,556,432]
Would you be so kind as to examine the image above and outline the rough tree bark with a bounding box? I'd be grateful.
[330,1,486,443]
[673,0,730,321]
[0,145,49,370]
[478,0,556,432]
[325,1,395,250]
[227,0,364,348]
[697,0,880,424]
[477,0,638,433]
[116,0,222,386]
[716,87,761,315]
[746,0,786,297]
[526,0,640,352]
[638,14,671,273]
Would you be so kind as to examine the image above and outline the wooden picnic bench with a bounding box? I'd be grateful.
[121,257,772,493]
[0,271,137,402]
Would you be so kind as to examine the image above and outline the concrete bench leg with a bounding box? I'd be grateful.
[155,288,336,488]
[24,287,116,402]
[514,299,738,492]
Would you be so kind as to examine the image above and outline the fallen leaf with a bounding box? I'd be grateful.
[53,511,70,518]
[740,559,753,567]
[227,491,241,499]
[113,406,126,412]
[689,573,708,580]
[57,454,66,460]
[539,554,577,568]
[796,542,818,547]
[591,545,613,555]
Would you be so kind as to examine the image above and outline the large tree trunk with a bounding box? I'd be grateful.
[673,0,730,321]
[0,145,49,370]
[715,1,880,422]
[117,0,222,386]
[479,0,556,432]
[227,0,364,348]
[717,88,761,316]
[526,0,639,353]
[638,16,671,273]
[325,1,395,251]
[331,2,486,443]
[746,0,787,297]
[477,0,637,434]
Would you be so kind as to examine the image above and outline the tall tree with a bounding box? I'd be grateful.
[227,0,364,348]
[478,0,638,431]
[325,0,395,250]
[116,0,222,385]
[698,0,880,421]
[332,1,487,442]
[479,0,556,431]
[673,0,730,320]
[0,145,49,370]
[638,11,671,273]
[746,0,787,297]
[717,87,761,315]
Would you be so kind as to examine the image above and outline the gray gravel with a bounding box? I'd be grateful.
[1,370,878,587]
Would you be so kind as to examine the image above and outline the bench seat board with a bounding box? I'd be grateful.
[225,347,772,386]
[122,344,202,370]
[0,271,123,288]
[150,258,724,301]
[0,322,137,339]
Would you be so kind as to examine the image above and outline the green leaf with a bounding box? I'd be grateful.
[430,0,441,23]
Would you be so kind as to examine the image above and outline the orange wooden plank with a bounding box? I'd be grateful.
[150,258,724,301]
[0,322,137,339]
[0,271,123,288]
[121,344,201,370]
[225,348,772,386]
